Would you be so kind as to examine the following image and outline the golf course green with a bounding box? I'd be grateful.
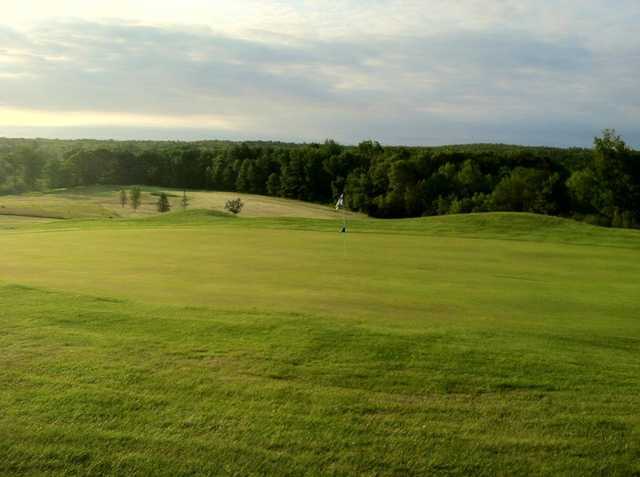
[1,194,639,475]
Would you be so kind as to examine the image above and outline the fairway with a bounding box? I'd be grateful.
[2,212,640,475]
[3,0,640,473]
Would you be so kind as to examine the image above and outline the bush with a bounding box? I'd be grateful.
[582,214,610,227]
[224,198,244,214]
[449,198,463,214]
[435,196,450,215]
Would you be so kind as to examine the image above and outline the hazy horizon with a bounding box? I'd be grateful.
[0,128,618,149]
[1,0,639,147]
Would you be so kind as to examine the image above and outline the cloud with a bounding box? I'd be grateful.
[0,2,639,146]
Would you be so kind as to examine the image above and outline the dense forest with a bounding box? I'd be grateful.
[1,130,638,228]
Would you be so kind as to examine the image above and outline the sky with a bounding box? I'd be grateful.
[1,0,639,146]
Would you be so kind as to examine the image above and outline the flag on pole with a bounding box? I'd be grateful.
[335,193,344,210]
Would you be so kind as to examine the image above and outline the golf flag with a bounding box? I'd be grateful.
[335,193,344,210]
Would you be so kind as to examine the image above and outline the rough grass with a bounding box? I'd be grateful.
[1,210,640,475]
[0,214,57,228]
[0,186,361,220]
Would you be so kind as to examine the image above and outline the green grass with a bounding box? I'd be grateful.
[1,206,640,475]
[0,214,57,228]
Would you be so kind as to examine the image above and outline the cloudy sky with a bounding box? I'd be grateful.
[1,0,639,146]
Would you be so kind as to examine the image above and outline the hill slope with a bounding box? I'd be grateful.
[0,186,362,221]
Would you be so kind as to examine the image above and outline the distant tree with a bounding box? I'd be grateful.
[567,129,638,226]
[485,165,564,215]
[4,153,25,192]
[449,198,464,214]
[44,158,72,189]
[181,190,190,210]
[435,196,451,215]
[224,197,244,214]
[222,162,237,191]
[280,155,307,199]
[249,156,269,194]
[236,160,251,192]
[266,172,281,196]
[16,146,46,189]
[344,169,372,212]
[157,192,171,213]
[470,192,490,212]
[210,154,227,190]
[357,140,383,162]
[1,133,636,228]
[119,189,128,208]
[129,187,142,211]
[66,149,107,185]
[457,159,487,195]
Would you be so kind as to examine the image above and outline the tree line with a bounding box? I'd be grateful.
[1,131,638,228]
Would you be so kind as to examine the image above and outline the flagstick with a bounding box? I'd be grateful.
[343,206,347,232]
[342,206,347,257]
[336,193,347,256]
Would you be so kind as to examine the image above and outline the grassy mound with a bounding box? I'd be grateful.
[133,210,639,249]
[354,212,640,248]
[0,186,360,220]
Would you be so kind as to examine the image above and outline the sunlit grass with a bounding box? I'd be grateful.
[0,186,362,220]
[1,206,639,475]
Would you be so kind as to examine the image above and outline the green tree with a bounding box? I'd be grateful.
[567,129,637,225]
[17,146,46,189]
[490,167,560,214]
[266,172,281,196]
[181,190,190,210]
[223,162,237,191]
[236,160,251,192]
[435,196,451,215]
[280,155,307,199]
[1,153,23,192]
[457,159,487,195]
[44,158,72,189]
[130,187,142,211]
[344,169,371,212]
[210,154,227,189]
[119,189,128,208]
[157,192,171,213]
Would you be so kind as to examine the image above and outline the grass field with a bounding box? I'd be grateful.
[0,186,362,220]
[1,194,640,475]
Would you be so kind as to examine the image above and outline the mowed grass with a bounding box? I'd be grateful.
[1,211,640,475]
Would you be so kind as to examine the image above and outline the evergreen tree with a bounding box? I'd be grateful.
[130,187,142,211]
[236,160,251,192]
[181,190,190,210]
[280,155,306,199]
[157,192,171,213]
[119,189,128,207]
[266,172,281,196]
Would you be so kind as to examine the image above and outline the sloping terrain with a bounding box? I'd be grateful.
[0,186,362,220]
